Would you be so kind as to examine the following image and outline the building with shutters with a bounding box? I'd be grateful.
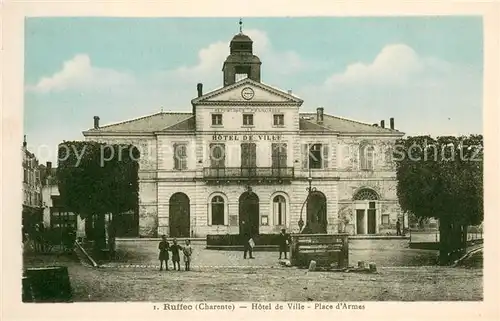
[82,29,406,238]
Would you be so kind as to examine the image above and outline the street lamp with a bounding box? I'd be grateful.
[298,169,316,232]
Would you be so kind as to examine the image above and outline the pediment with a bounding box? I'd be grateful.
[191,78,303,106]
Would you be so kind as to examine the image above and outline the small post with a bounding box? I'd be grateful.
[308,260,317,271]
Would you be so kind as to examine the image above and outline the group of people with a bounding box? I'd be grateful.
[242,228,291,260]
[158,236,193,271]
[158,228,292,271]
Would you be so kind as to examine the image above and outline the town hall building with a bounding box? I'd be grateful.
[82,29,406,238]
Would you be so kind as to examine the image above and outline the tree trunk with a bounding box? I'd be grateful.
[461,224,468,255]
[107,213,117,257]
[93,214,107,253]
[84,216,93,241]
[439,217,451,265]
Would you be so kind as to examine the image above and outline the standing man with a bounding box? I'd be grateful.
[278,228,290,260]
[241,221,255,259]
[244,233,255,259]
[396,218,402,236]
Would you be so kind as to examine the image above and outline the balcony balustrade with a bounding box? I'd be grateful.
[203,167,294,182]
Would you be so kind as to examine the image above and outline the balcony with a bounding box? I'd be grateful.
[203,167,294,183]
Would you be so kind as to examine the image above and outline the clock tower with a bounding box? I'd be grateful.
[222,22,262,87]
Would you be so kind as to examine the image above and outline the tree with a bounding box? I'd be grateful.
[393,135,483,264]
[57,141,140,254]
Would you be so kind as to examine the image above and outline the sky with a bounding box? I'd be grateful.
[24,17,483,164]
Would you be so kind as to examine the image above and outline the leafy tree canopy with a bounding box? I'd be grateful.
[56,141,140,219]
[394,135,483,226]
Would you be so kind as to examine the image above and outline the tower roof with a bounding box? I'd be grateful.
[231,33,253,43]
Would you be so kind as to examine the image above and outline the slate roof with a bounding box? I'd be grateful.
[299,113,404,135]
[83,112,193,134]
[83,111,403,135]
[162,116,196,131]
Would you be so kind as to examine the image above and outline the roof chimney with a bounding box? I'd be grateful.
[46,161,52,171]
[380,120,385,128]
[390,117,395,130]
[197,83,203,98]
[287,89,292,95]
[23,135,27,148]
[93,116,100,129]
[317,107,324,123]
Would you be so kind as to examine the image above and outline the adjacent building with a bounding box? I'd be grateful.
[22,136,43,231]
[83,30,406,238]
[40,162,84,237]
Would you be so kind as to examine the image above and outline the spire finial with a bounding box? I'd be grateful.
[239,18,243,33]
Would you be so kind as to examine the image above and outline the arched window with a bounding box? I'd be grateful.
[353,188,379,201]
[211,196,225,225]
[360,144,375,170]
[273,195,286,226]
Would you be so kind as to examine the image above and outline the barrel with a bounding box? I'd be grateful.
[22,276,34,302]
[24,266,73,302]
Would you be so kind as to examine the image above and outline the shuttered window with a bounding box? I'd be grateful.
[241,143,257,168]
[272,143,287,168]
[173,143,187,170]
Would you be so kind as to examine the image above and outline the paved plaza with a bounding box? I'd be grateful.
[23,248,483,302]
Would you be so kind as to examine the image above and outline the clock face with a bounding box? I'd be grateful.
[241,87,255,100]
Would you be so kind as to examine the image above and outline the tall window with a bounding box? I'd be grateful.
[360,144,375,170]
[272,143,287,167]
[210,143,226,168]
[273,195,286,225]
[173,143,187,170]
[243,114,254,126]
[273,114,284,126]
[241,143,257,168]
[212,114,223,126]
[211,196,225,225]
[303,144,329,169]
[309,144,322,169]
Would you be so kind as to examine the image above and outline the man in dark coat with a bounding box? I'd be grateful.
[243,232,254,259]
[396,219,402,236]
[241,221,255,259]
[278,228,290,259]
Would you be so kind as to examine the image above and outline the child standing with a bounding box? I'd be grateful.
[158,235,170,271]
[170,238,181,271]
[183,240,193,271]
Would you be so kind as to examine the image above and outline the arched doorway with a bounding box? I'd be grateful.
[306,191,327,233]
[169,193,190,237]
[353,188,379,235]
[239,191,259,237]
